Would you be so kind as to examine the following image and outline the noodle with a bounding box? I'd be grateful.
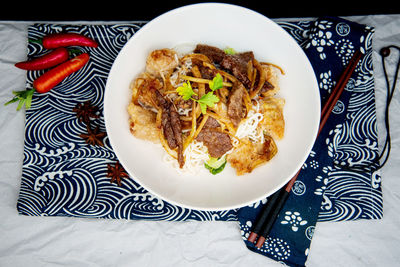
[193,114,210,139]
[235,107,264,143]
[191,65,206,97]
[261,62,285,75]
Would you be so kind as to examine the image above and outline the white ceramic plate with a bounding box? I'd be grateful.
[104,3,320,211]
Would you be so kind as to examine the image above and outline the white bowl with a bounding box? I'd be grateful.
[104,3,320,211]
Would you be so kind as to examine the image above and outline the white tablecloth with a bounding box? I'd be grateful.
[1,14,399,266]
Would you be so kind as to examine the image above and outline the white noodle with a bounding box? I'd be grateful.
[235,102,264,143]
[177,107,192,116]
[163,140,209,175]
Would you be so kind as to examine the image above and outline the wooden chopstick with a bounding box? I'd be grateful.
[319,49,362,135]
[247,187,285,243]
[248,49,363,248]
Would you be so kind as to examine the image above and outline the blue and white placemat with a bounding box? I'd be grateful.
[16,23,236,222]
[16,16,382,266]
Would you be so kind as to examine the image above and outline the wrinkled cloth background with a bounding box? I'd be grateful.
[1,14,399,266]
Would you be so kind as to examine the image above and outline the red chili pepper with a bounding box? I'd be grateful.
[33,53,90,93]
[5,53,90,110]
[14,47,70,70]
[42,33,98,49]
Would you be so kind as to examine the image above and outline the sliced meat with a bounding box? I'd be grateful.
[199,64,218,80]
[154,87,169,108]
[202,116,221,129]
[161,110,177,149]
[194,44,226,64]
[190,58,217,81]
[196,128,233,158]
[170,107,184,168]
[260,80,275,93]
[221,52,254,89]
[227,82,245,128]
[154,90,185,167]
[155,90,177,149]
[194,44,255,89]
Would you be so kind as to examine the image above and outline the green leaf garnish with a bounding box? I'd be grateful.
[224,47,236,55]
[208,73,223,91]
[197,92,219,114]
[176,74,223,114]
[4,89,35,111]
[176,81,196,100]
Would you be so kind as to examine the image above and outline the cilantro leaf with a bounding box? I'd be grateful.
[197,92,219,114]
[208,73,223,91]
[176,74,223,114]
[176,81,196,100]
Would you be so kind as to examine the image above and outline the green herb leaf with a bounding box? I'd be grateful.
[176,74,223,114]
[208,73,223,91]
[4,89,35,111]
[224,47,236,55]
[176,81,196,100]
[197,92,219,114]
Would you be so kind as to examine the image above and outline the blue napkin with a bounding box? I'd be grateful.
[238,16,381,266]
[16,17,381,266]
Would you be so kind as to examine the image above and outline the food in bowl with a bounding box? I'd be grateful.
[127,44,285,175]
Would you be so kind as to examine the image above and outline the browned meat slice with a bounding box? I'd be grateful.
[202,116,221,129]
[196,61,218,80]
[227,82,245,128]
[154,90,175,148]
[221,52,254,89]
[260,80,274,93]
[194,44,226,64]
[154,90,185,167]
[161,110,177,149]
[196,128,233,158]
[170,107,184,168]
[154,88,169,108]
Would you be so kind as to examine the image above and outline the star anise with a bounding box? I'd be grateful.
[107,161,129,186]
[80,124,107,146]
[73,100,100,124]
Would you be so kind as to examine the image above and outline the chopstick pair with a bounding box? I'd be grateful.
[247,49,363,249]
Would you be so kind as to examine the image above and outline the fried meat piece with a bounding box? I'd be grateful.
[221,52,254,89]
[227,82,245,128]
[196,128,233,158]
[154,90,184,167]
[194,44,226,64]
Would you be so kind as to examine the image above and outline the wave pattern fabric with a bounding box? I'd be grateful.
[16,23,236,222]
[280,17,383,222]
[16,17,382,266]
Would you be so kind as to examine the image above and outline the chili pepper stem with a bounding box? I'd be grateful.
[28,38,43,45]
[68,48,83,56]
